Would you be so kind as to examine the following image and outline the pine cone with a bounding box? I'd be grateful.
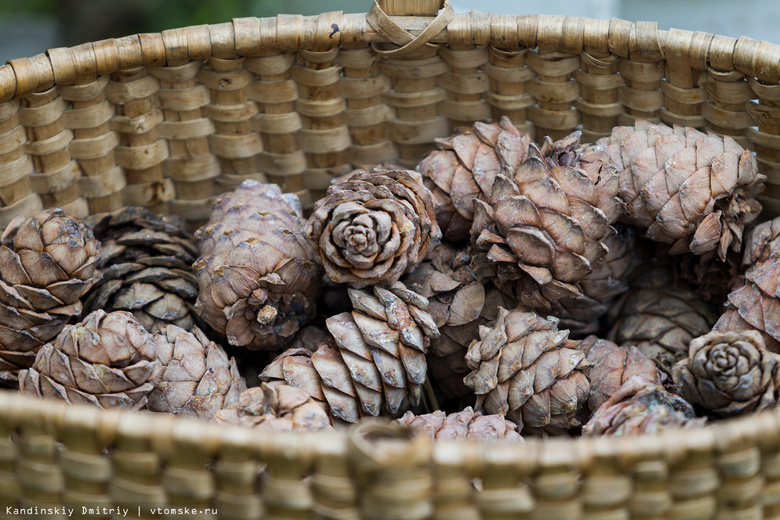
[416,117,532,242]
[194,180,323,351]
[0,209,101,385]
[469,131,622,311]
[18,310,159,410]
[260,282,440,423]
[583,376,706,436]
[607,266,719,374]
[214,383,332,432]
[550,224,639,337]
[305,169,441,288]
[579,336,662,413]
[463,307,590,435]
[83,207,199,333]
[142,325,245,420]
[395,407,523,441]
[672,330,780,417]
[743,217,780,270]
[599,120,764,259]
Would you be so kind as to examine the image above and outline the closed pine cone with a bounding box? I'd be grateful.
[463,307,590,435]
[599,120,764,259]
[0,209,102,386]
[214,383,332,432]
[83,206,199,333]
[19,310,159,410]
[193,180,323,351]
[395,407,523,441]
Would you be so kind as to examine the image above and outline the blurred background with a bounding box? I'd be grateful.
[2,0,779,64]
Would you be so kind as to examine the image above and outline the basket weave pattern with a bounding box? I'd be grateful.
[2,2,780,516]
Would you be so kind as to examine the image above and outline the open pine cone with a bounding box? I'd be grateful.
[305,169,441,288]
[395,407,523,441]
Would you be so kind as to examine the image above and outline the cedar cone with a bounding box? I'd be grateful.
[0,208,101,385]
[416,117,532,242]
[582,376,706,436]
[598,120,764,259]
[743,216,780,271]
[672,330,780,417]
[463,307,590,435]
[469,130,623,311]
[607,266,719,374]
[260,282,440,423]
[193,180,323,351]
[395,407,523,441]
[214,383,332,432]
[305,169,441,288]
[83,206,199,333]
[18,310,159,410]
[141,325,245,420]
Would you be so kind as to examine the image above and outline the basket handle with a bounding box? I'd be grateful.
[368,0,454,56]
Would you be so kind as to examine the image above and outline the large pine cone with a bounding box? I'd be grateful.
[395,407,523,441]
[469,131,622,311]
[599,120,764,259]
[607,266,719,374]
[583,376,706,436]
[304,169,441,288]
[142,325,245,420]
[0,209,101,385]
[214,383,332,432]
[463,307,590,435]
[19,310,159,410]
[83,207,199,333]
[260,282,439,423]
[672,330,780,417]
[194,180,323,351]
[416,117,532,242]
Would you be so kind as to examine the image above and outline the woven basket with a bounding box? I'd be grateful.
[2,0,780,516]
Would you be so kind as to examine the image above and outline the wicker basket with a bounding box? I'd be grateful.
[2,0,780,517]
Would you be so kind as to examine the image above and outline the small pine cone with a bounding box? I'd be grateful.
[395,407,523,441]
[261,282,440,423]
[469,131,622,311]
[305,169,441,288]
[583,376,706,436]
[416,117,532,242]
[578,336,662,413]
[83,207,199,333]
[550,224,639,337]
[607,266,719,374]
[599,120,765,259]
[672,330,780,417]
[141,325,245,420]
[743,217,780,270]
[463,307,590,435]
[0,209,102,385]
[214,383,332,432]
[19,310,159,410]
[194,180,323,351]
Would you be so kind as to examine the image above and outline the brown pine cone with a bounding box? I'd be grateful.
[607,266,719,375]
[469,130,622,311]
[260,282,439,423]
[395,407,523,441]
[83,206,199,334]
[193,180,323,351]
[599,120,764,259]
[583,376,706,436]
[305,169,441,288]
[578,336,662,413]
[141,325,245,420]
[214,383,332,432]
[743,216,780,270]
[416,117,532,242]
[672,330,780,417]
[19,310,159,410]
[0,208,102,385]
[463,307,590,435]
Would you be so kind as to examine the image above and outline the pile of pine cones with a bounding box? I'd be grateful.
[7,117,780,440]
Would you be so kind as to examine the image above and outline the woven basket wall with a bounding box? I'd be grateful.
[3,0,780,517]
